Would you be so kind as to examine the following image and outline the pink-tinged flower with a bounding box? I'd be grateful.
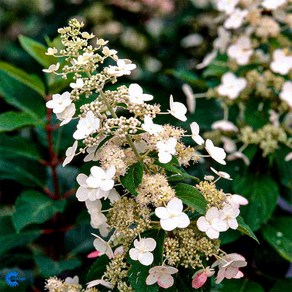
[168,95,187,121]
[155,197,190,231]
[205,139,226,165]
[221,137,237,153]
[212,253,247,284]
[190,122,204,145]
[212,120,238,132]
[129,237,156,266]
[87,250,101,258]
[197,207,228,239]
[146,265,178,289]
[192,267,215,289]
[221,204,240,229]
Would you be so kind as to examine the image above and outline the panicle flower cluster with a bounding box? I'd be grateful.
[44,19,248,291]
[197,0,292,161]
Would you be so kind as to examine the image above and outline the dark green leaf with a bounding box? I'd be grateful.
[86,255,110,282]
[0,134,41,161]
[19,35,56,68]
[120,162,143,195]
[175,183,207,214]
[270,279,292,292]
[237,216,259,243]
[0,111,40,132]
[0,215,40,256]
[220,279,264,291]
[233,175,278,231]
[0,61,45,96]
[12,190,66,232]
[262,216,292,262]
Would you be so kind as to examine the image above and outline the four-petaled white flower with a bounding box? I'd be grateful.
[216,0,239,14]
[224,8,248,29]
[210,167,232,180]
[227,36,253,65]
[85,199,107,228]
[142,116,163,136]
[156,138,177,164]
[129,237,156,266]
[76,173,103,201]
[73,111,100,140]
[86,166,115,196]
[190,122,204,145]
[155,197,190,231]
[146,265,178,289]
[70,78,84,89]
[46,91,72,114]
[107,59,136,77]
[128,83,153,104]
[197,207,228,239]
[211,253,247,284]
[270,49,292,75]
[217,72,247,100]
[168,95,187,121]
[42,63,60,73]
[262,0,286,10]
[205,139,227,165]
[279,81,292,108]
[56,103,76,126]
[63,141,78,167]
[221,204,240,229]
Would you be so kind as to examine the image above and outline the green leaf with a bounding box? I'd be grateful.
[270,279,292,292]
[0,61,45,96]
[86,255,110,282]
[12,190,66,232]
[0,67,45,119]
[175,183,207,214]
[0,215,40,256]
[237,216,259,243]
[34,252,81,278]
[233,175,278,231]
[0,134,41,161]
[120,162,143,195]
[0,111,40,132]
[262,216,292,262]
[128,229,165,292]
[0,158,46,187]
[220,279,264,292]
[19,35,56,68]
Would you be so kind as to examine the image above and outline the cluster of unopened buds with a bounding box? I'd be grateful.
[44,19,249,291]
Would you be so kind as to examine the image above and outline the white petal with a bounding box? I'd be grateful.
[160,218,178,231]
[157,274,174,289]
[155,207,169,219]
[197,216,209,232]
[138,252,154,266]
[129,248,139,260]
[167,197,183,214]
[158,152,172,164]
[206,228,220,239]
[143,238,157,251]
[176,213,190,228]
[146,273,158,285]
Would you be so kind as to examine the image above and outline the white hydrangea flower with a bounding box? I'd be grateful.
[262,0,286,10]
[221,204,240,229]
[73,111,100,140]
[128,83,153,104]
[182,83,195,113]
[72,52,94,66]
[197,207,228,239]
[76,173,104,201]
[155,197,190,231]
[270,49,292,75]
[63,141,78,167]
[196,50,217,69]
[42,63,60,73]
[107,59,136,77]
[205,139,227,165]
[227,36,253,65]
[84,145,99,162]
[225,194,248,209]
[168,95,187,121]
[190,122,204,145]
[129,238,157,266]
[224,8,248,29]
[216,0,239,14]
[102,46,118,59]
[87,279,114,290]
[279,81,292,108]
[92,234,114,259]
[146,266,178,289]
[221,137,237,153]
[213,27,231,54]
[85,199,107,228]
[210,167,232,180]
[46,91,72,114]
[70,78,84,89]
[45,47,58,55]
[212,120,238,132]
[81,32,95,39]
[217,72,247,99]
[56,103,76,126]
[142,116,163,136]
[156,137,177,164]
